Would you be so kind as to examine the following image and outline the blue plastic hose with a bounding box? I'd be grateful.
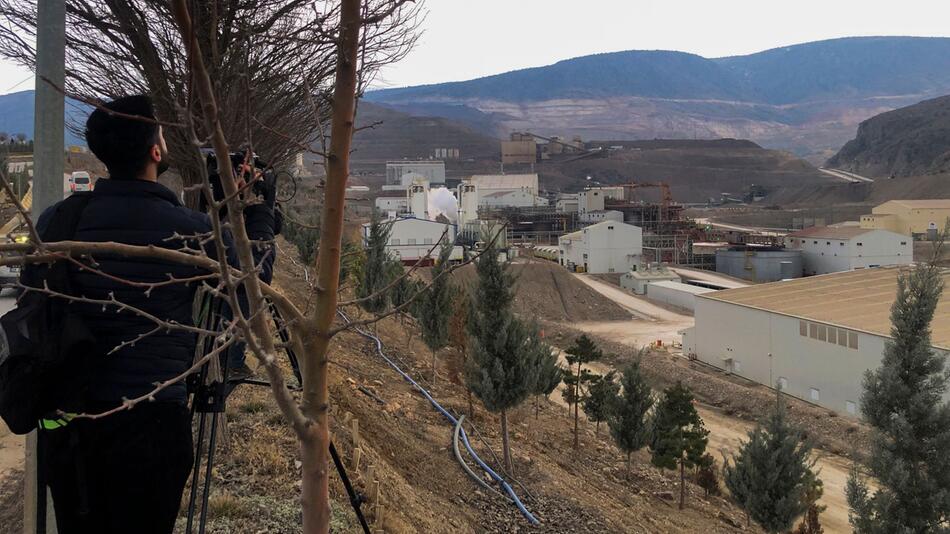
[338,311,540,525]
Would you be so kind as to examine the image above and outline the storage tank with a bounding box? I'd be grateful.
[715,246,803,282]
[409,181,428,219]
[457,182,479,225]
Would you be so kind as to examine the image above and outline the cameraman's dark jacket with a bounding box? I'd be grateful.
[32,178,275,406]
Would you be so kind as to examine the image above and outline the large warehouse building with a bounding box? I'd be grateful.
[784,226,912,275]
[683,266,950,417]
[860,199,950,238]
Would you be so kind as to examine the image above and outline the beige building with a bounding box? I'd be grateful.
[501,133,537,165]
[860,199,950,237]
[684,266,950,417]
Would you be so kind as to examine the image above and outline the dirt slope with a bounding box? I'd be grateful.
[449,260,630,323]
[205,240,759,533]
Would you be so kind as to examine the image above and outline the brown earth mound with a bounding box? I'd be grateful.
[448,260,631,323]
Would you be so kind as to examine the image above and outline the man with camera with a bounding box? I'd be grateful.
[25,95,278,533]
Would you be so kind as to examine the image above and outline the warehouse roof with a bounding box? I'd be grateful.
[468,174,538,191]
[876,199,950,210]
[701,266,950,348]
[787,226,872,240]
[649,280,716,296]
[560,230,583,242]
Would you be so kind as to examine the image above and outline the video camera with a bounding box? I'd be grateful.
[199,149,278,212]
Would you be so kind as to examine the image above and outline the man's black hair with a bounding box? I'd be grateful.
[84,95,161,179]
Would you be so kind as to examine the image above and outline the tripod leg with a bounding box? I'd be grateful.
[198,410,220,534]
[186,410,209,534]
[329,441,372,534]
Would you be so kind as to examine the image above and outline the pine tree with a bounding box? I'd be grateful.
[650,382,710,510]
[357,213,394,316]
[584,371,619,435]
[847,261,950,533]
[795,471,826,534]
[528,323,562,420]
[723,389,819,532]
[465,239,538,474]
[448,291,474,417]
[696,455,721,497]
[388,260,418,315]
[608,360,654,475]
[417,240,454,382]
[564,334,604,449]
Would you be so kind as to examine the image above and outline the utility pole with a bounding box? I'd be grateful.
[25,1,65,533]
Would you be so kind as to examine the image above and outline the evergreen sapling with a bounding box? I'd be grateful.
[847,256,950,533]
[723,389,819,532]
[649,382,710,510]
[583,371,619,435]
[607,360,654,475]
[563,334,604,449]
[464,238,538,474]
[417,240,454,382]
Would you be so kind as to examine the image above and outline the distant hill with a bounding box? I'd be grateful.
[0,90,89,146]
[827,94,950,178]
[351,102,499,161]
[367,37,950,161]
[537,141,830,203]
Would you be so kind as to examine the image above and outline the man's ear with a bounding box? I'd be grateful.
[150,144,162,163]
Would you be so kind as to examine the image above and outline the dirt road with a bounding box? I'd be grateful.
[700,407,853,533]
[570,274,693,347]
[563,276,855,533]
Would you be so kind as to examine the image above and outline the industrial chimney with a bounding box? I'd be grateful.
[409,179,429,219]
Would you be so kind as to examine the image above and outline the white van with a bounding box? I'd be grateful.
[70,171,92,192]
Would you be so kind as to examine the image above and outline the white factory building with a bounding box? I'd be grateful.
[683,267,950,417]
[784,226,912,275]
[577,187,624,214]
[558,220,642,273]
[466,174,548,208]
[362,217,461,265]
[385,161,445,186]
[374,180,430,219]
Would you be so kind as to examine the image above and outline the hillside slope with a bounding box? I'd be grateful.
[351,102,499,161]
[827,94,950,178]
[537,141,831,202]
[367,37,950,160]
[0,90,88,146]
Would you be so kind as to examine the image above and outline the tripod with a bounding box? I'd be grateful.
[184,296,370,534]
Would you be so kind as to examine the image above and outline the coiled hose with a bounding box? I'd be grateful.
[338,310,540,525]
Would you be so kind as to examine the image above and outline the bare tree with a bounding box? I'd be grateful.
[0,1,425,533]
[0,0,420,205]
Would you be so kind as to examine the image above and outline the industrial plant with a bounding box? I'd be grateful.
[362,135,943,419]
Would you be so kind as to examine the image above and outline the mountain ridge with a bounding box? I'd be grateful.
[0,89,89,146]
[827,94,950,177]
[366,36,950,160]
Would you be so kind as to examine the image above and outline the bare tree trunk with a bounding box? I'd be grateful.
[595,420,600,436]
[679,459,685,510]
[534,394,539,420]
[171,1,328,531]
[299,1,362,532]
[431,346,437,384]
[573,362,581,450]
[501,409,513,475]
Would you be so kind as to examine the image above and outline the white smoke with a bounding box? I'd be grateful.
[428,187,458,223]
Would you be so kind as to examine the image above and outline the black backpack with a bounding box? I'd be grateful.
[0,193,96,434]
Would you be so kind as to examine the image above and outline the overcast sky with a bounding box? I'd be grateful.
[3,0,950,95]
